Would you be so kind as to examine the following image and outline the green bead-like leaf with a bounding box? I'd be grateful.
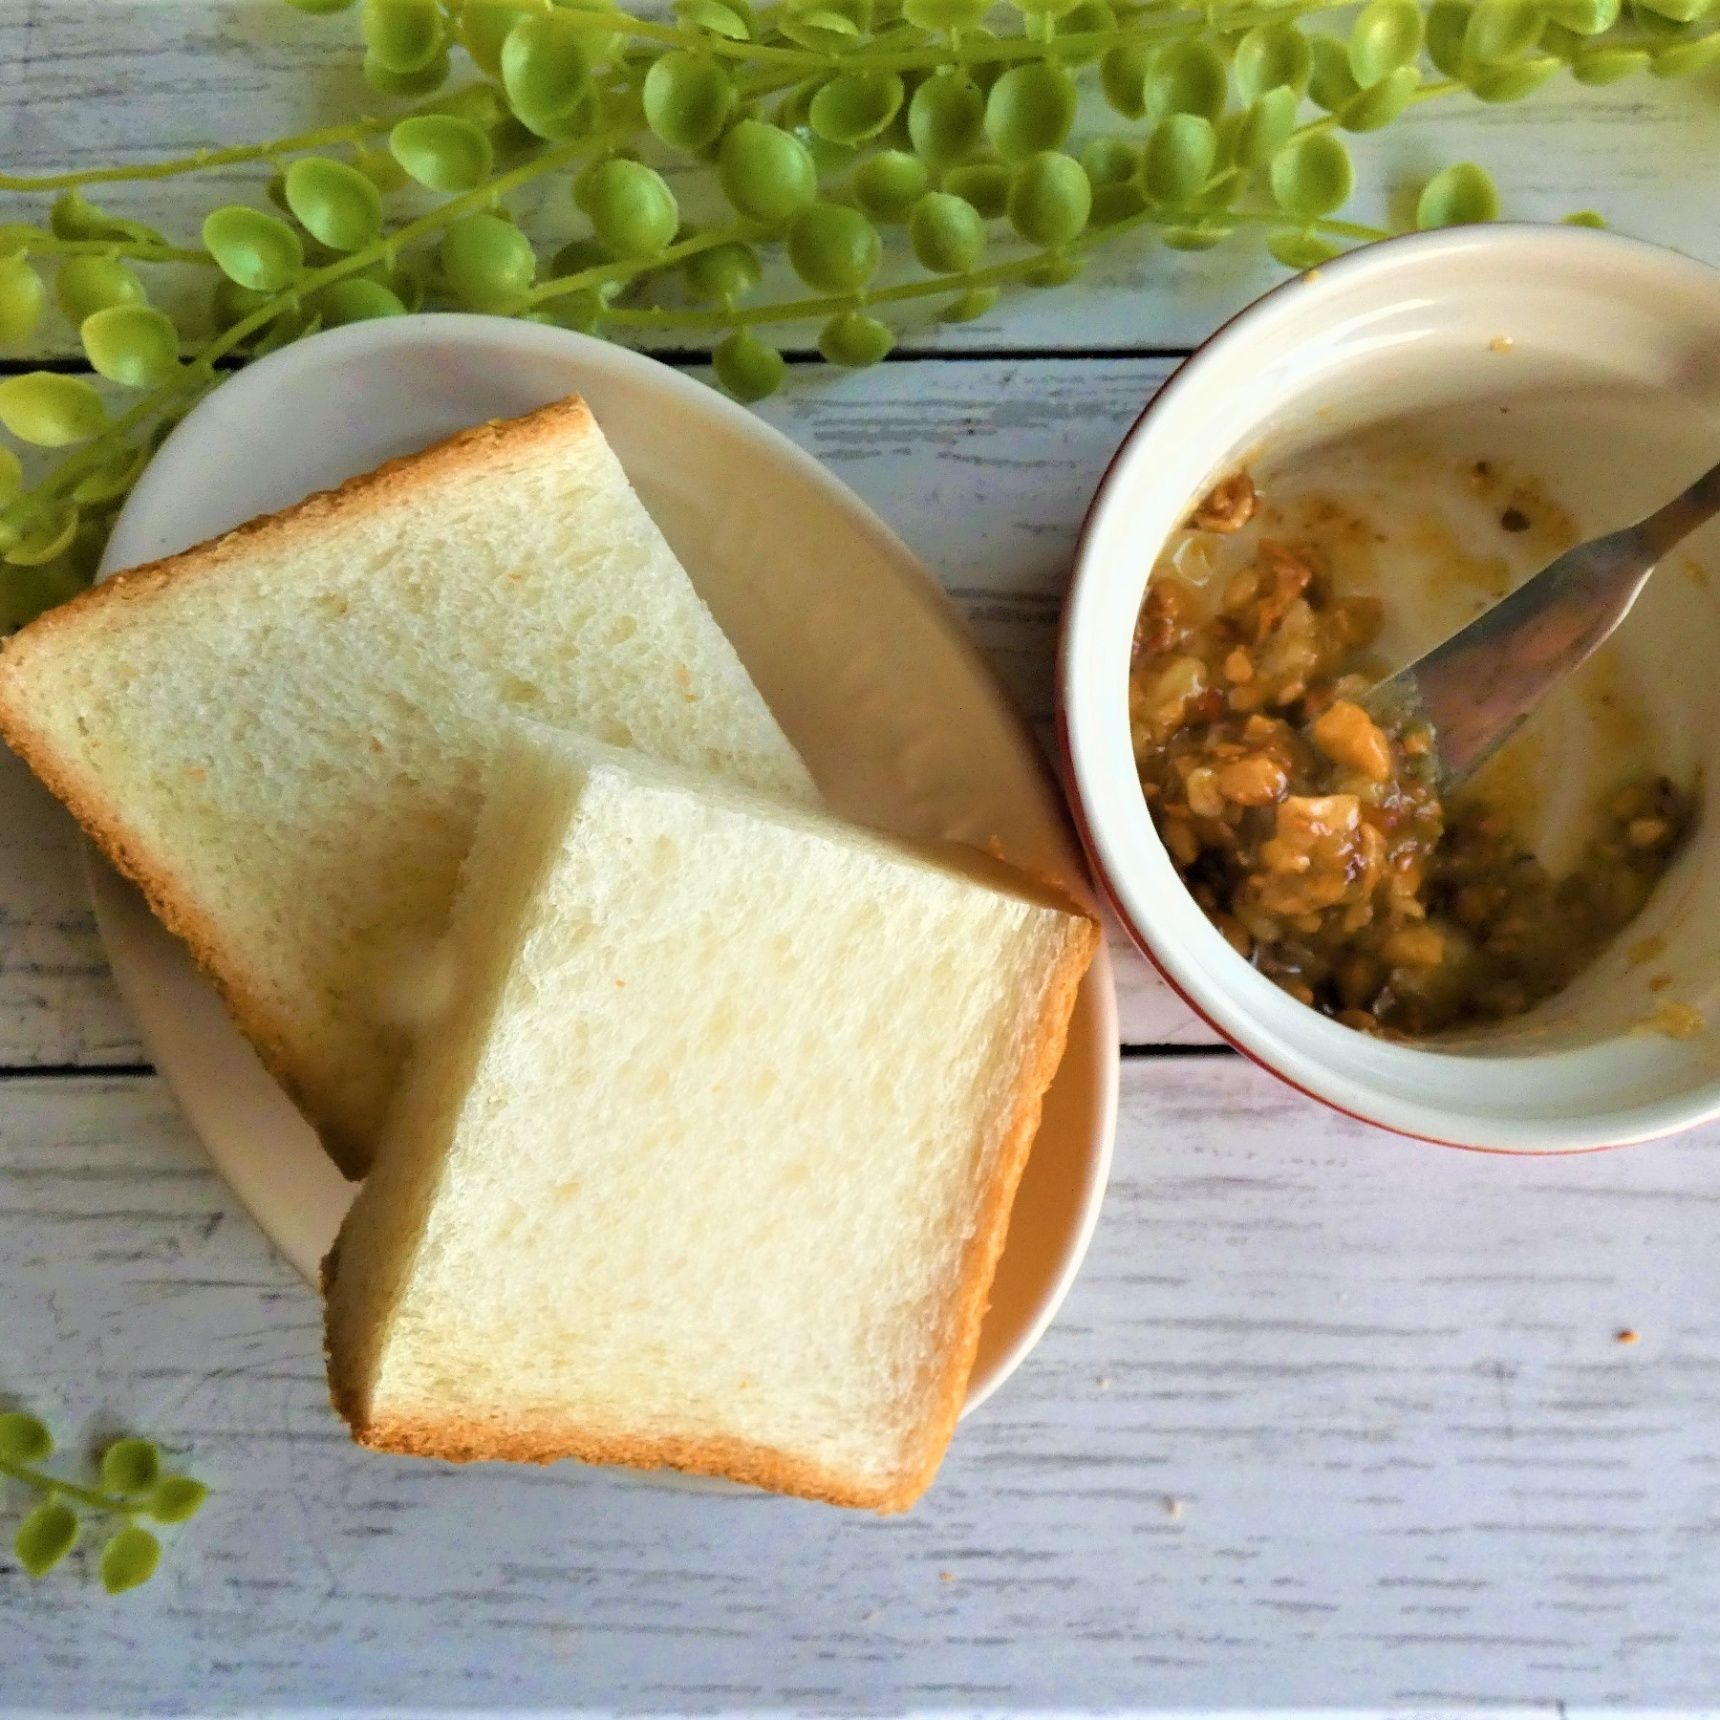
[712,329,784,402]
[209,276,271,333]
[148,1476,209,1525]
[364,44,450,95]
[908,190,986,271]
[939,284,999,322]
[819,310,893,367]
[1146,39,1229,121]
[1426,0,1475,71]
[809,69,904,143]
[440,213,537,311]
[786,202,882,291]
[1338,62,1420,128]
[1652,31,1720,71]
[1025,253,1083,287]
[553,0,626,62]
[501,12,594,128]
[1007,149,1091,246]
[351,146,409,197]
[1563,208,1607,226]
[853,150,930,219]
[1268,132,1354,219]
[100,1526,160,1595]
[1056,0,1118,65]
[389,116,494,192]
[684,240,761,303]
[1349,0,1425,81]
[1635,0,1711,20]
[284,158,383,253]
[362,0,445,72]
[1099,43,1153,118]
[902,0,989,22]
[49,191,165,248]
[1467,53,1561,95]
[459,0,549,77]
[1234,23,1314,98]
[717,121,818,224]
[1080,134,1140,186]
[55,257,147,329]
[1090,179,1148,226]
[4,501,78,568]
[676,0,752,36]
[0,257,45,344]
[579,159,679,259]
[643,52,736,151]
[1141,113,1217,203]
[71,440,150,505]
[81,306,180,389]
[777,8,861,48]
[1416,160,1502,226]
[1543,0,1620,29]
[0,1411,52,1464]
[908,72,985,166]
[1163,224,1230,251]
[944,161,1011,219]
[0,374,105,447]
[1231,86,1298,167]
[318,278,408,325]
[1267,229,1343,268]
[202,206,304,293]
[1571,40,1649,76]
[1464,0,1546,61]
[1307,32,1362,109]
[14,1501,78,1578]
[984,61,1078,160]
[101,1437,162,1496]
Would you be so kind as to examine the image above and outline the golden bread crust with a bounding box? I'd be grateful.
[878,911,1099,1509]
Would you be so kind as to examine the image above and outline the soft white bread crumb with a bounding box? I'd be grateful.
[324,729,1097,1511]
[0,398,813,1175]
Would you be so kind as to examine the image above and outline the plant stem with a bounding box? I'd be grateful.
[524,225,756,307]
[0,120,391,193]
[0,1456,132,1514]
[19,237,211,266]
[0,127,627,540]
[605,0,1329,65]
[600,202,1389,333]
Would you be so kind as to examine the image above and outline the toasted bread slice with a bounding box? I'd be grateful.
[0,398,814,1175]
[324,730,1096,1510]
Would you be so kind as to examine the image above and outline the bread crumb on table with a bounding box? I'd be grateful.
[1616,1328,1640,1345]
[1163,1496,1185,1522]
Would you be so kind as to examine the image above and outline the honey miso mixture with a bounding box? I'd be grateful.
[1129,470,1691,1036]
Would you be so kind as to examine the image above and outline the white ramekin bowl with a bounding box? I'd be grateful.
[1061,225,1720,1153]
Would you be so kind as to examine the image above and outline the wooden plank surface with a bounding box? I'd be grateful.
[2,1066,1718,1712]
[2,4,1719,355]
[5,4,1720,1710]
[0,357,1217,1061]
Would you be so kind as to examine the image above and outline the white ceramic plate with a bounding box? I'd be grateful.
[93,313,1118,1414]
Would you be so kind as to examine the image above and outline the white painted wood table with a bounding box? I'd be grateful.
[4,6,1720,1712]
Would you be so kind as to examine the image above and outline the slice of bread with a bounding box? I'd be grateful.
[323,729,1097,1511]
[0,397,814,1176]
